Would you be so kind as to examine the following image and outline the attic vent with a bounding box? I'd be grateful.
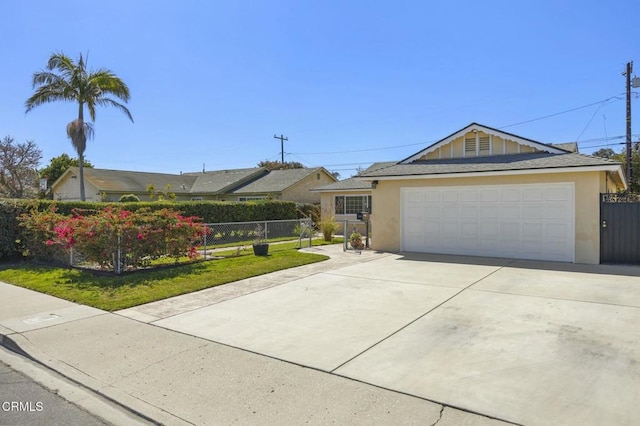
[479,136,490,153]
[464,137,475,153]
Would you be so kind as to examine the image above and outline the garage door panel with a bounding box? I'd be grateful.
[479,222,500,238]
[442,205,459,218]
[501,188,521,202]
[500,222,520,239]
[522,222,543,238]
[406,190,424,203]
[500,205,521,220]
[545,223,569,239]
[523,206,544,219]
[402,183,574,262]
[424,206,440,219]
[460,190,477,202]
[545,187,571,201]
[442,191,458,202]
[523,189,544,202]
[479,189,499,202]
[479,205,499,219]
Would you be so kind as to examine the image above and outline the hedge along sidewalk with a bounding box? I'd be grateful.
[0,244,332,312]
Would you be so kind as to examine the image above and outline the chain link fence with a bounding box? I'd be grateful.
[201,218,314,254]
[68,218,314,273]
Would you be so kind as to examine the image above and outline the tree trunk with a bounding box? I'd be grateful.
[78,104,86,201]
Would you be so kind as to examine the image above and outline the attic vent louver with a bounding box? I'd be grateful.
[464,137,475,153]
[479,136,490,153]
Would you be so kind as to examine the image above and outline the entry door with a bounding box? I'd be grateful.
[401,183,575,262]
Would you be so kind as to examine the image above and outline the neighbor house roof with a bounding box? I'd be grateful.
[188,168,268,194]
[231,167,333,194]
[550,142,579,153]
[312,162,396,192]
[54,166,337,197]
[63,167,197,194]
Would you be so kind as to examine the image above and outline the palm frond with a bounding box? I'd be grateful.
[90,70,131,101]
[95,98,134,122]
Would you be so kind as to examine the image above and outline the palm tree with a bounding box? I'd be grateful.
[25,52,133,201]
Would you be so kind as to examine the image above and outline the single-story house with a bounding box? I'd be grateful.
[351,123,626,264]
[51,166,337,203]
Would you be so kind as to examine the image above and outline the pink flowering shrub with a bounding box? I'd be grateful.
[19,206,208,272]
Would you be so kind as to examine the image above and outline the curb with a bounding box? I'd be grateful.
[0,331,186,425]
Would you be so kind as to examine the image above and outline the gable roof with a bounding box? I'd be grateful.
[54,166,337,196]
[312,162,396,192]
[189,168,268,194]
[231,167,334,194]
[62,167,197,194]
[400,122,569,163]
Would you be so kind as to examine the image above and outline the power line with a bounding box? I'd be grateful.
[292,95,626,157]
[498,95,622,129]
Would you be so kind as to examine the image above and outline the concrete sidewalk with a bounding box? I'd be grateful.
[0,245,510,425]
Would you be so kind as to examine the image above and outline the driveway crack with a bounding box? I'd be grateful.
[430,405,445,426]
[330,261,514,373]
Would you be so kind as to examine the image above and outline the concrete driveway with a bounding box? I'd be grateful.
[152,251,640,426]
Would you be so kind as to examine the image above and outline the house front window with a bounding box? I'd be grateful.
[335,195,371,215]
[239,196,264,202]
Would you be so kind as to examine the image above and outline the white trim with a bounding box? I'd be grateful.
[475,132,479,156]
[358,164,626,187]
[312,187,372,193]
[400,182,576,262]
[401,123,566,163]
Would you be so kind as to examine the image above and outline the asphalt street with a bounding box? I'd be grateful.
[0,360,108,426]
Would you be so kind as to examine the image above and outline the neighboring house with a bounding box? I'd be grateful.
[51,166,337,203]
[353,123,626,264]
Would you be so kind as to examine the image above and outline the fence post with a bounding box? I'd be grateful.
[264,221,268,241]
[69,247,73,267]
[203,224,208,259]
[343,220,348,251]
[117,234,122,275]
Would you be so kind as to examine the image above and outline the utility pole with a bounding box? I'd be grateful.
[273,134,288,163]
[625,61,633,183]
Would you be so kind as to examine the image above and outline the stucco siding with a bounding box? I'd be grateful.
[283,171,335,204]
[370,171,607,264]
[54,175,100,201]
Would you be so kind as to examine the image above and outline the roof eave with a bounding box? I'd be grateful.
[358,164,626,182]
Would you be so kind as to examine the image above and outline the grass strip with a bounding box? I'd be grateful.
[0,250,328,311]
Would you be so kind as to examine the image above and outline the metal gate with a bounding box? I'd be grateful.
[600,193,640,264]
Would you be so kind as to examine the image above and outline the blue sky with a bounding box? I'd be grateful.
[2,1,639,178]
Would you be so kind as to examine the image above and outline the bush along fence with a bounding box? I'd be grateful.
[18,206,207,274]
[1,199,317,260]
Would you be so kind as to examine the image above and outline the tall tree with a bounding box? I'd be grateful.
[39,153,94,197]
[257,160,305,170]
[0,136,42,198]
[25,52,133,201]
[592,148,616,159]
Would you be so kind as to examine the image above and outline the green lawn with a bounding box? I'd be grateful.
[0,240,341,311]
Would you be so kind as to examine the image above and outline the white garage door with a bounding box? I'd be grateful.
[401,183,575,262]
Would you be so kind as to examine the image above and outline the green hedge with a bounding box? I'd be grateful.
[0,199,304,259]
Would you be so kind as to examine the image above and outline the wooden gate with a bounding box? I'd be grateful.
[600,193,640,264]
